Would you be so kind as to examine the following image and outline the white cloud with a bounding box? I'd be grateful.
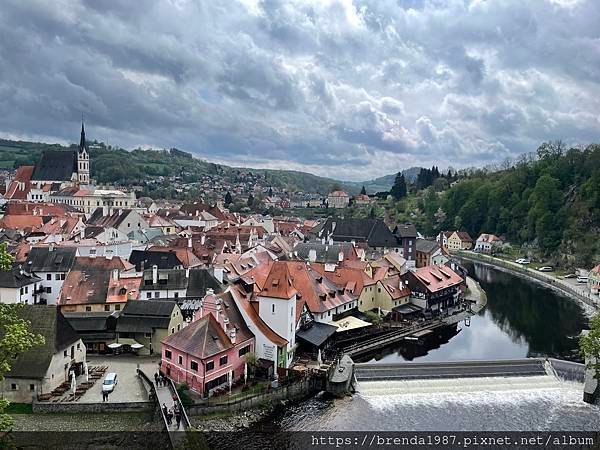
[0,0,599,181]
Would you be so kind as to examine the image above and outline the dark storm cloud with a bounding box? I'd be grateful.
[0,0,599,180]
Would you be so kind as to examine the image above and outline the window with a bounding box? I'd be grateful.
[104,305,111,311]
[271,304,275,314]
[190,361,198,372]
[46,287,52,293]
[378,288,381,293]
[63,350,68,357]
[154,292,160,298]
[174,292,179,298]
[20,287,23,295]
[55,274,60,280]
[77,343,80,350]
[145,332,151,338]
[24,286,28,294]
[219,355,228,366]
[146,292,152,299]
[30,384,35,391]
[177,324,181,331]
[47,274,52,280]
[11,383,17,390]
[165,350,172,360]
[85,306,91,312]
[115,304,121,311]
[178,355,183,365]
[171,327,175,334]
[61,273,66,280]
[206,361,214,371]
[239,345,251,357]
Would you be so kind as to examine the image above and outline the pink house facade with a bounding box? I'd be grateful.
[161,291,254,396]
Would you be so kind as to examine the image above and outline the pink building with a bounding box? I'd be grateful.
[161,291,254,396]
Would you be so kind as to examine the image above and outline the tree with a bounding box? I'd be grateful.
[268,187,273,197]
[368,206,376,219]
[0,246,45,431]
[224,191,233,205]
[247,193,254,208]
[390,172,407,200]
[580,314,600,383]
[360,185,367,195]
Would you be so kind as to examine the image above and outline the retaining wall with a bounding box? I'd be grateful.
[187,378,318,416]
[32,400,154,414]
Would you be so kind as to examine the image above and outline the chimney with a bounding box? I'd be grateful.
[200,234,206,245]
[187,237,192,248]
[152,265,158,284]
[49,243,54,252]
[80,228,85,240]
[229,328,236,344]
[308,249,317,263]
[206,288,214,296]
[213,267,223,284]
[106,252,113,260]
[216,303,221,322]
[112,268,119,281]
[328,237,333,245]
[223,317,229,333]
[338,251,344,262]
[185,267,190,278]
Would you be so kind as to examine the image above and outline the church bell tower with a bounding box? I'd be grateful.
[77,121,90,184]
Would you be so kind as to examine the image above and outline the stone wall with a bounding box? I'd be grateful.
[187,377,318,416]
[33,400,154,414]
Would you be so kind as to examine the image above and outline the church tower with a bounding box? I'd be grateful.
[77,121,90,184]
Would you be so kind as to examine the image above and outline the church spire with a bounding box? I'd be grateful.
[79,120,86,154]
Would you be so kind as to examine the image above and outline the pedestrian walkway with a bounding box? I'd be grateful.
[155,382,186,432]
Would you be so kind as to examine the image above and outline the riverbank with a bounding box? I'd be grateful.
[455,251,599,314]
[465,276,487,313]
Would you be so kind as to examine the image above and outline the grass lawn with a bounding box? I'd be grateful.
[6,403,33,414]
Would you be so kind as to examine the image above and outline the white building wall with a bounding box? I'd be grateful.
[257,295,296,352]
[36,272,67,305]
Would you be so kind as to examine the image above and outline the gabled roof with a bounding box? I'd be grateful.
[454,231,473,242]
[260,261,298,299]
[129,249,184,271]
[477,233,502,243]
[393,223,417,238]
[87,208,142,230]
[4,166,35,200]
[0,267,41,288]
[185,268,223,297]
[116,300,178,333]
[293,241,358,264]
[380,275,411,300]
[31,150,76,181]
[140,268,188,291]
[5,306,80,379]
[415,239,440,254]
[408,265,463,293]
[26,246,77,272]
[318,218,399,248]
[162,313,232,359]
[0,215,44,231]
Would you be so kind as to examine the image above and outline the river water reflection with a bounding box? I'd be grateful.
[361,261,589,363]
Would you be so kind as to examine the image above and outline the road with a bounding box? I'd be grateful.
[354,359,547,381]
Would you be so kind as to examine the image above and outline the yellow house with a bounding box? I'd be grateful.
[448,231,473,251]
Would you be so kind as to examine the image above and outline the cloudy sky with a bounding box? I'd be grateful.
[1,0,599,181]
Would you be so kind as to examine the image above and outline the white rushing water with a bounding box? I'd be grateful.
[282,375,600,431]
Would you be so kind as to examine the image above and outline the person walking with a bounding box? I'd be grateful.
[175,410,181,429]
[102,391,107,402]
[154,372,160,387]
[166,409,173,426]
[162,403,168,418]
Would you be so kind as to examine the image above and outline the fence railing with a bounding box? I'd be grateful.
[167,378,191,429]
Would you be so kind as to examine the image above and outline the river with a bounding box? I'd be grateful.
[268,261,600,431]
[357,261,589,364]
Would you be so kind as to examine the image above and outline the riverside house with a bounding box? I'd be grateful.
[401,265,463,316]
[161,291,253,396]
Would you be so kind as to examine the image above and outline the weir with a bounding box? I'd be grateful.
[354,358,547,381]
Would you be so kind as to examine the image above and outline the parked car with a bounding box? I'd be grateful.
[577,276,589,283]
[538,266,554,272]
[515,258,531,265]
[102,373,118,393]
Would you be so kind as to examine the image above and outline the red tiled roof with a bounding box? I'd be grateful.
[260,261,298,299]
[411,265,463,293]
[0,215,43,231]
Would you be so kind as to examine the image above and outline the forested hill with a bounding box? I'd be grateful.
[0,138,402,195]
[425,142,600,265]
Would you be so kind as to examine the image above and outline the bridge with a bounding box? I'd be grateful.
[354,358,549,381]
[138,368,191,449]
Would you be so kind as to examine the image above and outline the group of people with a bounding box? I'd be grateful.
[162,401,183,428]
[154,372,168,387]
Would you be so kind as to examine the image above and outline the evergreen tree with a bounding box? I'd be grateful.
[247,193,255,208]
[268,187,273,197]
[224,191,233,205]
[390,172,407,200]
[360,185,367,195]
[368,206,376,219]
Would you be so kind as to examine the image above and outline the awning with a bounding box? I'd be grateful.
[392,303,423,314]
[107,343,122,349]
[130,343,144,349]
[115,338,143,346]
[330,315,372,332]
[296,322,337,347]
